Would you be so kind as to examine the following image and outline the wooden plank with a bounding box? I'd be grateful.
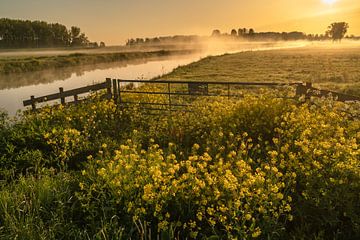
[117,79,302,86]
[23,92,61,106]
[119,90,243,97]
[23,82,108,106]
[62,82,108,97]
[309,87,360,102]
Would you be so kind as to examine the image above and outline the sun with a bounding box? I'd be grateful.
[322,0,337,4]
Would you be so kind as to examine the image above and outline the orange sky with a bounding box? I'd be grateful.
[0,0,359,45]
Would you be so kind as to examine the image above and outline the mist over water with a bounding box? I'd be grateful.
[0,40,310,115]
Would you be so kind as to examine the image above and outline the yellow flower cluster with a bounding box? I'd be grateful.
[87,137,293,239]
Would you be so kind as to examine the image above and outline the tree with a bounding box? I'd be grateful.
[231,29,237,36]
[327,22,349,42]
[211,29,221,37]
[0,18,91,48]
[248,28,255,36]
[99,42,105,47]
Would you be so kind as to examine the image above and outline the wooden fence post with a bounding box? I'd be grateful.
[117,80,122,104]
[112,79,118,101]
[296,82,312,100]
[305,82,312,100]
[59,87,65,104]
[30,95,36,110]
[168,82,171,111]
[227,84,230,99]
[106,78,112,99]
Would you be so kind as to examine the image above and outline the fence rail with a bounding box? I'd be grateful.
[115,79,360,112]
[23,79,112,110]
[23,78,360,111]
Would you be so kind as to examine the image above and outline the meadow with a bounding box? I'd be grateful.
[0,46,359,239]
[162,46,360,96]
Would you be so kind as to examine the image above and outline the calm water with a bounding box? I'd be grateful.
[0,42,308,115]
[0,54,206,115]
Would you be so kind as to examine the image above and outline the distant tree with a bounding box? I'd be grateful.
[70,26,80,39]
[99,41,105,47]
[327,22,349,42]
[70,26,81,46]
[231,29,237,36]
[79,33,89,45]
[248,28,255,36]
[51,23,70,46]
[0,18,91,48]
[211,29,221,36]
[126,38,135,46]
[238,28,244,36]
[136,38,144,44]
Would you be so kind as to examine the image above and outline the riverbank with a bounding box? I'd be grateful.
[0,49,196,74]
[161,46,360,96]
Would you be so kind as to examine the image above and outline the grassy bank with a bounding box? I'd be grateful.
[161,47,360,96]
[0,49,194,74]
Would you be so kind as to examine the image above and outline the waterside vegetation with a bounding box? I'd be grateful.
[0,81,359,239]
[0,49,193,74]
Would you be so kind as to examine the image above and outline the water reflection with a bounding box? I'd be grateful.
[0,41,309,115]
[0,55,188,90]
[0,54,204,115]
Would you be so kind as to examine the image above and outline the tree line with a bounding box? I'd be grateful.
[212,22,353,42]
[0,18,105,48]
[126,22,356,47]
[126,35,200,46]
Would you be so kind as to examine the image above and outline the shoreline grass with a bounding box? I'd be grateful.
[0,49,195,74]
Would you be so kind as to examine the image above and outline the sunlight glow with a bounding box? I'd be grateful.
[322,0,337,5]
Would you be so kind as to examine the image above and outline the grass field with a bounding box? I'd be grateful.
[161,46,360,96]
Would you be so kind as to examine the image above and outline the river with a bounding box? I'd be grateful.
[0,41,308,115]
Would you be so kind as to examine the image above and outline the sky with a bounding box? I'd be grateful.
[0,0,359,45]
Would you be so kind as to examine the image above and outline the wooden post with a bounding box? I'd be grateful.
[112,79,118,101]
[74,94,78,104]
[30,95,36,110]
[118,80,122,104]
[106,78,112,99]
[168,82,171,111]
[227,84,230,99]
[59,87,65,104]
[296,83,307,99]
[305,82,312,100]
